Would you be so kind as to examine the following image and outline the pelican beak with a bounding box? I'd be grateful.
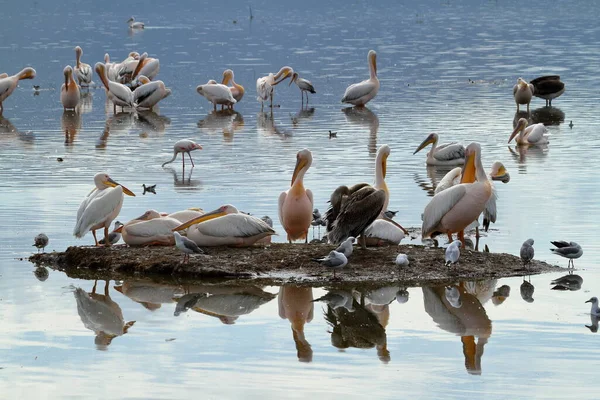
[413,135,434,155]
[291,157,307,186]
[173,208,227,231]
[381,154,388,178]
[104,177,136,196]
[289,73,297,86]
[508,122,524,143]
[460,151,476,183]
[273,69,293,86]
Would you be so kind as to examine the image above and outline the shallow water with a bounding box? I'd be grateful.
[1,0,600,398]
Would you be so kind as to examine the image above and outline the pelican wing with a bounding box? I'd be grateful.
[73,186,123,237]
[341,79,376,103]
[196,214,275,238]
[433,143,465,162]
[200,83,236,103]
[364,219,405,244]
[76,65,92,84]
[512,84,518,97]
[256,76,272,101]
[76,187,99,224]
[328,187,386,244]
[138,59,160,79]
[526,124,548,144]
[133,81,168,106]
[126,218,180,238]
[482,185,498,231]
[278,191,287,227]
[422,184,468,237]
[168,209,204,223]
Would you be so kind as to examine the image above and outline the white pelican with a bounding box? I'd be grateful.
[73,172,135,246]
[509,118,549,145]
[133,75,171,110]
[116,52,142,84]
[256,66,294,110]
[530,75,565,107]
[222,69,244,107]
[104,53,119,82]
[127,16,145,29]
[364,219,405,246]
[95,62,134,113]
[279,149,313,243]
[162,139,203,168]
[167,208,204,223]
[116,210,181,246]
[74,46,92,87]
[196,82,236,111]
[174,205,276,247]
[131,52,160,81]
[60,66,80,111]
[373,144,391,212]
[0,67,36,115]
[0,73,7,79]
[422,142,492,246]
[513,77,534,112]
[341,50,379,106]
[114,281,184,311]
[290,72,315,103]
[414,133,465,166]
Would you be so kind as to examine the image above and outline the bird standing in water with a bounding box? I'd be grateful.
[33,233,49,253]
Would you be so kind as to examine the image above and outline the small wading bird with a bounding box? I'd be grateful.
[162,139,203,169]
[279,149,314,243]
[550,241,582,268]
[513,77,534,112]
[530,75,565,107]
[0,67,36,115]
[341,50,379,106]
[33,233,49,253]
[509,118,549,146]
[60,66,80,111]
[173,231,204,264]
[312,250,348,279]
[413,133,465,166]
[520,239,535,265]
[445,240,462,267]
[290,72,315,104]
[256,66,294,110]
[74,46,92,87]
[127,17,145,29]
[73,173,135,246]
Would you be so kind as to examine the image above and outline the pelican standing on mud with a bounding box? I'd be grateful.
[74,46,92,87]
[513,78,534,112]
[0,67,36,115]
[61,66,80,111]
[414,133,465,166]
[256,66,294,110]
[341,50,379,106]
[279,149,314,243]
[73,173,135,246]
[162,139,203,168]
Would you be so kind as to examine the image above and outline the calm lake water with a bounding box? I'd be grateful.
[2,0,600,398]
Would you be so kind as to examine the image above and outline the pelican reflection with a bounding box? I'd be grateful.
[77,91,93,114]
[257,111,291,137]
[414,165,460,197]
[62,110,81,145]
[198,109,244,141]
[0,116,35,146]
[278,285,314,362]
[136,110,171,136]
[342,106,379,154]
[115,280,184,311]
[508,144,549,166]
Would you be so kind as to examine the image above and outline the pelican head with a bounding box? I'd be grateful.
[291,148,313,185]
[63,65,73,87]
[127,17,135,23]
[490,161,510,183]
[517,77,528,88]
[129,52,140,60]
[93,172,135,196]
[272,66,294,85]
[376,144,390,178]
[368,50,377,75]
[289,72,299,86]
[413,133,438,155]
[75,46,83,57]
[104,53,110,63]
[174,204,239,231]
[460,142,482,184]
[18,67,36,80]
[222,69,234,85]
[135,75,151,85]
[509,118,528,143]
[586,297,598,304]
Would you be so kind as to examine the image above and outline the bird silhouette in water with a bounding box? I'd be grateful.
[328,130,337,139]
[142,184,156,195]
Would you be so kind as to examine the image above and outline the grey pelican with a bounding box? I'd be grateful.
[530,75,565,107]
[550,241,583,268]
[513,77,534,112]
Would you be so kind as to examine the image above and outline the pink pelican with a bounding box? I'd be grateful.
[222,69,244,108]
[131,52,160,81]
[197,82,236,111]
[133,75,171,110]
[513,78,534,112]
[115,210,181,246]
[60,66,80,111]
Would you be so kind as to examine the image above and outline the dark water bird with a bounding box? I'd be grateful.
[569,120,573,129]
[550,274,583,291]
[530,75,565,107]
[550,241,582,268]
[173,231,204,265]
[142,183,156,195]
[586,297,600,316]
[162,139,203,169]
[383,210,398,219]
[99,221,123,245]
[520,279,535,303]
[520,239,535,265]
[174,293,204,316]
[328,130,337,138]
[325,183,385,248]
[33,85,41,91]
[33,233,49,252]
[312,250,348,278]
[57,157,64,162]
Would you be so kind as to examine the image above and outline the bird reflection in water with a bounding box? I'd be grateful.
[257,111,291,137]
[97,112,136,149]
[290,107,315,128]
[77,91,93,114]
[507,143,549,166]
[163,166,202,190]
[197,109,244,142]
[341,106,379,155]
[413,165,458,197]
[278,285,314,362]
[530,107,565,126]
[73,280,135,350]
[62,110,81,145]
[0,116,35,146]
[136,110,171,137]
[550,273,583,291]
[114,280,185,311]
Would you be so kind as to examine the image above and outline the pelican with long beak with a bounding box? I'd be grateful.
[509,118,549,145]
[278,149,314,243]
[197,82,236,111]
[133,75,171,110]
[74,46,92,87]
[256,66,294,110]
[414,133,465,166]
[173,205,276,247]
[513,77,534,112]
[341,50,379,106]
[60,66,80,111]
[131,52,160,81]
[0,67,36,115]
[422,142,493,246]
[95,62,134,113]
[374,144,391,213]
[222,69,244,108]
[115,210,181,246]
[73,172,135,246]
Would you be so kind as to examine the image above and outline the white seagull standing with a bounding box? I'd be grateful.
[173,231,204,264]
[313,250,348,279]
[445,240,462,266]
[395,253,409,267]
[335,236,355,258]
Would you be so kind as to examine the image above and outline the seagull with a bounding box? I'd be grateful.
[445,286,462,308]
[335,236,355,258]
[312,290,354,311]
[142,184,156,195]
[173,231,204,265]
[445,240,462,267]
[173,293,204,316]
[33,233,49,253]
[395,253,409,267]
[312,250,348,278]
[520,239,535,265]
[99,221,123,245]
[550,241,583,268]
[520,279,535,303]
[383,210,398,219]
[550,274,583,291]
[586,297,600,316]
[261,215,273,228]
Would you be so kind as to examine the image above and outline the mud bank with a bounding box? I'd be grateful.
[28,243,563,286]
